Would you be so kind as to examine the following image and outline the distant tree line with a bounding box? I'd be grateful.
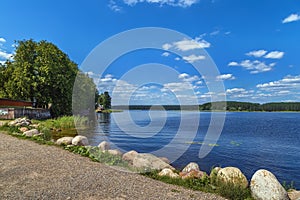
[199,101,300,112]
[112,101,300,112]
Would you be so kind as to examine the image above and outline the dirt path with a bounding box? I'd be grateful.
[0,132,226,200]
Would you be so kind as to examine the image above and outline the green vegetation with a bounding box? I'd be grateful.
[64,145,129,168]
[142,170,254,200]
[97,91,112,110]
[0,39,98,118]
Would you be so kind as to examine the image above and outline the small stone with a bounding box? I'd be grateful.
[72,135,89,146]
[182,162,200,173]
[98,141,110,151]
[250,169,289,200]
[56,137,74,145]
[19,127,29,132]
[159,168,179,178]
[288,189,300,200]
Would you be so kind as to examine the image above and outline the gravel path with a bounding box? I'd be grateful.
[0,132,226,200]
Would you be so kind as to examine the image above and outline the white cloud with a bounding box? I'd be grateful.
[178,73,200,82]
[229,60,276,74]
[210,30,220,36]
[0,38,6,43]
[216,74,235,81]
[228,61,238,66]
[282,13,300,24]
[264,51,284,59]
[182,54,205,63]
[123,0,199,7]
[226,88,246,94]
[108,0,122,12]
[257,75,300,91]
[163,37,211,52]
[161,52,170,57]
[0,50,13,60]
[246,50,267,58]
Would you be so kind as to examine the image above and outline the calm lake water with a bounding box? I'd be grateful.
[84,111,300,188]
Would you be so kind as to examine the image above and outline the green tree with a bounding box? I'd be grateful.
[98,91,111,109]
[2,39,78,117]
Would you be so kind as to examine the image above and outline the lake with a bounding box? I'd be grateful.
[84,111,300,188]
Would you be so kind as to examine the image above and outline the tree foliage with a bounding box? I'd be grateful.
[0,39,79,117]
[98,91,111,109]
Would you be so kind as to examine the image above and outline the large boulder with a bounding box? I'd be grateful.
[250,169,289,200]
[132,153,175,171]
[182,162,200,173]
[72,135,89,146]
[56,137,74,145]
[23,129,40,137]
[217,167,248,188]
[98,141,110,151]
[159,157,170,164]
[180,170,206,179]
[158,168,179,178]
[122,150,138,165]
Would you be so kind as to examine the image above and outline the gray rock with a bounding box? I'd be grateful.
[107,149,123,156]
[217,167,248,188]
[23,129,39,137]
[56,137,74,145]
[122,150,138,165]
[98,141,110,151]
[159,168,179,178]
[132,153,175,171]
[159,157,170,164]
[250,169,289,200]
[182,162,200,173]
[72,135,89,146]
[9,118,31,126]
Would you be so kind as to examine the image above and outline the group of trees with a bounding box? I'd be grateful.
[97,91,111,110]
[0,39,101,117]
[199,101,300,112]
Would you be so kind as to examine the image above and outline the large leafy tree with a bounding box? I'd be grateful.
[2,39,79,117]
[98,91,111,109]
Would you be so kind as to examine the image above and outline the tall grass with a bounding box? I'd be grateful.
[39,115,88,130]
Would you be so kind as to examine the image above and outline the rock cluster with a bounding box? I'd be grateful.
[9,118,32,127]
[7,118,43,137]
[54,136,299,200]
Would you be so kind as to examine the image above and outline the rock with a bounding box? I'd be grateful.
[288,189,300,200]
[9,118,31,126]
[182,162,200,173]
[107,149,123,156]
[180,170,206,179]
[23,129,39,137]
[56,137,74,145]
[159,157,170,164]
[250,169,290,200]
[19,127,29,132]
[98,141,110,151]
[158,168,179,178]
[122,150,138,165]
[217,167,248,188]
[132,153,175,171]
[72,135,89,146]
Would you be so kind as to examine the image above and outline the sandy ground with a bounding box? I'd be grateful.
[0,132,226,200]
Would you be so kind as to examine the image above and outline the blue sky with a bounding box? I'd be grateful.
[1,0,300,105]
